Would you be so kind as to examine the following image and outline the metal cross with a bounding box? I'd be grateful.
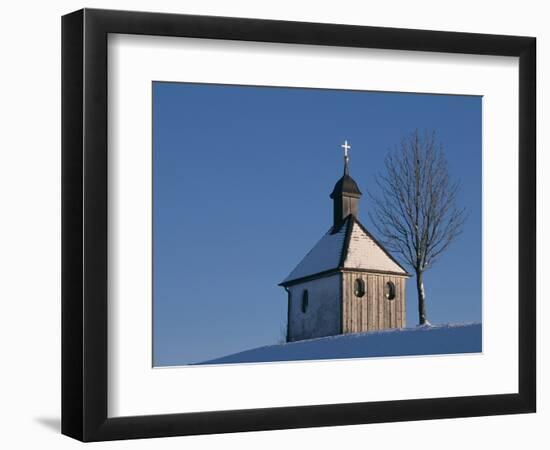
[341,140,351,157]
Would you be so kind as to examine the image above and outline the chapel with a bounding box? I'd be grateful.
[280,141,410,342]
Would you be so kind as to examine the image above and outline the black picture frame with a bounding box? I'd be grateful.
[61,8,536,442]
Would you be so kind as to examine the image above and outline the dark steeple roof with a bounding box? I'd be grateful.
[330,141,362,199]
[329,174,362,199]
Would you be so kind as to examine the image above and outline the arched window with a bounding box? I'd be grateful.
[385,281,396,300]
[354,278,365,297]
[301,290,309,313]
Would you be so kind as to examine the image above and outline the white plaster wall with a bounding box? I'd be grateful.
[288,274,341,341]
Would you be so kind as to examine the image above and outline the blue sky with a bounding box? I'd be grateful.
[153,82,481,366]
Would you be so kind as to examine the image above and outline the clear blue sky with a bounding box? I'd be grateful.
[153,82,481,366]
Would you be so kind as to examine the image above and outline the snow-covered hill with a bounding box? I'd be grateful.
[197,323,481,365]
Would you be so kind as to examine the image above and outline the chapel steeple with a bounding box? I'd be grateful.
[330,140,362,230]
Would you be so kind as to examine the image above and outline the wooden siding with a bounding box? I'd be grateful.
[342,271,406,333]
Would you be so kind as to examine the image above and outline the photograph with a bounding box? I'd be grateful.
[0,2,539,447]
[152,82,482,367]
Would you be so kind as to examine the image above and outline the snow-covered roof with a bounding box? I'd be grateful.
[280,215,408,285]
[280,219,348,284]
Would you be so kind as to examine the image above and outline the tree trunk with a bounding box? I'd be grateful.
[416,270,428,325]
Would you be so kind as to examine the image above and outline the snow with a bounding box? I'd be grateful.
[281,221,348,284]
[281,216,408,285]
[196,323,482,365]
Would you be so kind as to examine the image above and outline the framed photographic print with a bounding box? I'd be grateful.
[61,8,536,442]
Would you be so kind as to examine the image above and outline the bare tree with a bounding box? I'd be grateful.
[369,130,467,325]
